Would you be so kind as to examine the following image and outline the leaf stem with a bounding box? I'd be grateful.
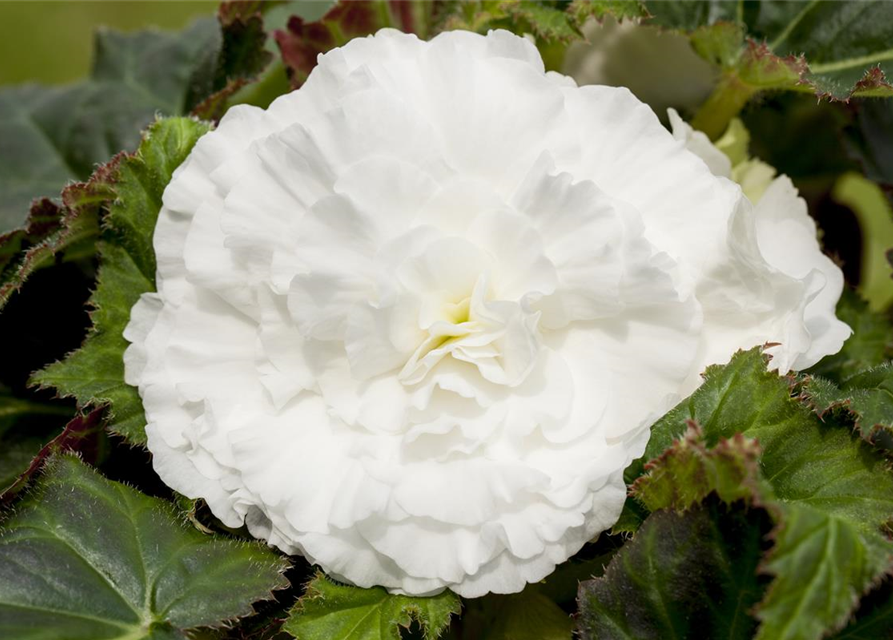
[691,73,758,140]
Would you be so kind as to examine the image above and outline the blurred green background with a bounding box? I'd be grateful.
[0,2,218,86]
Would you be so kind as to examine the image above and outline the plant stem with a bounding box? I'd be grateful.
[691,73,758,140]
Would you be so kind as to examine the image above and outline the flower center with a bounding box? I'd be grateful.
[398,274,541,388]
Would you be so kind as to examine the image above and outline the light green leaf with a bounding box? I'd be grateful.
[632,424,762,512]
[802,363,893,443]
[438,0,646,52]
[282,572,460,640]
[497,1,582,42]
[577,497,773,640]
[105,117,212,280]
[759,503,892,640]
[567,0,648,25]
[0,455,289,640]
[831,173,893,311]
[31,117,211,445]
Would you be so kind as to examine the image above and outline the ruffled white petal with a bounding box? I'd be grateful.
[669,111,850,376]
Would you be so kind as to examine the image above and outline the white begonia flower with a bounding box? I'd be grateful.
[124,29,847,598]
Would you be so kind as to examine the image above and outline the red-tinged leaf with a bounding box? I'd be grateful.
[0,155,120,309]
[631,422,764,513]
[193,0,275,121]
[275,0,435,87]
[0,408,105,503]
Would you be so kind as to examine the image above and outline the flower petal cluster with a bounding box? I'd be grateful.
[669,110,851,377]
[124,29,847,597]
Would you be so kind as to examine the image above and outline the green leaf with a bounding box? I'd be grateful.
[282,571,460,640]
[105,117,211,280]
[460,590,573,640]
[436,0,646,58]
[745,1,893,100]
[577,497,774,640]
[644,0,738,31]
[0,408,105,503]
[0,455,289,639]
[31,117,211,445]
[492,1,582,43]
[567,0,648,25]
[758,503,892,640]
[276,0,434,87]
[644,347,893,532]
[31,242,151,444]
[807,289,893,384]
[632,347,893,639]
[801,363,893,443]
[0,387,74,492]
[832,581,893,639]
[631,423,762,512]
[642,1,893,137]
[0,18,220,233]
[191,2,275,121]
[0,189,103,310]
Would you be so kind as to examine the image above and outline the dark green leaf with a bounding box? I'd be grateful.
[631,347,893,639]
[192,1,275,121]
[0,408,104,502]
[845,99,893,205]
[31,242,151,444]
[0,135,128,309]
[641,1,893,137]
[31,117,211,445]
[282,571,460,640]
[832,581,893,639]
[649,0,893,99]
[745,1,893,100]
[0,19,219,233]
[644,0,738,31]
[577,497,773,640]
[0,387,74,492]
[0,455,289,639]
[459,590,573,640]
